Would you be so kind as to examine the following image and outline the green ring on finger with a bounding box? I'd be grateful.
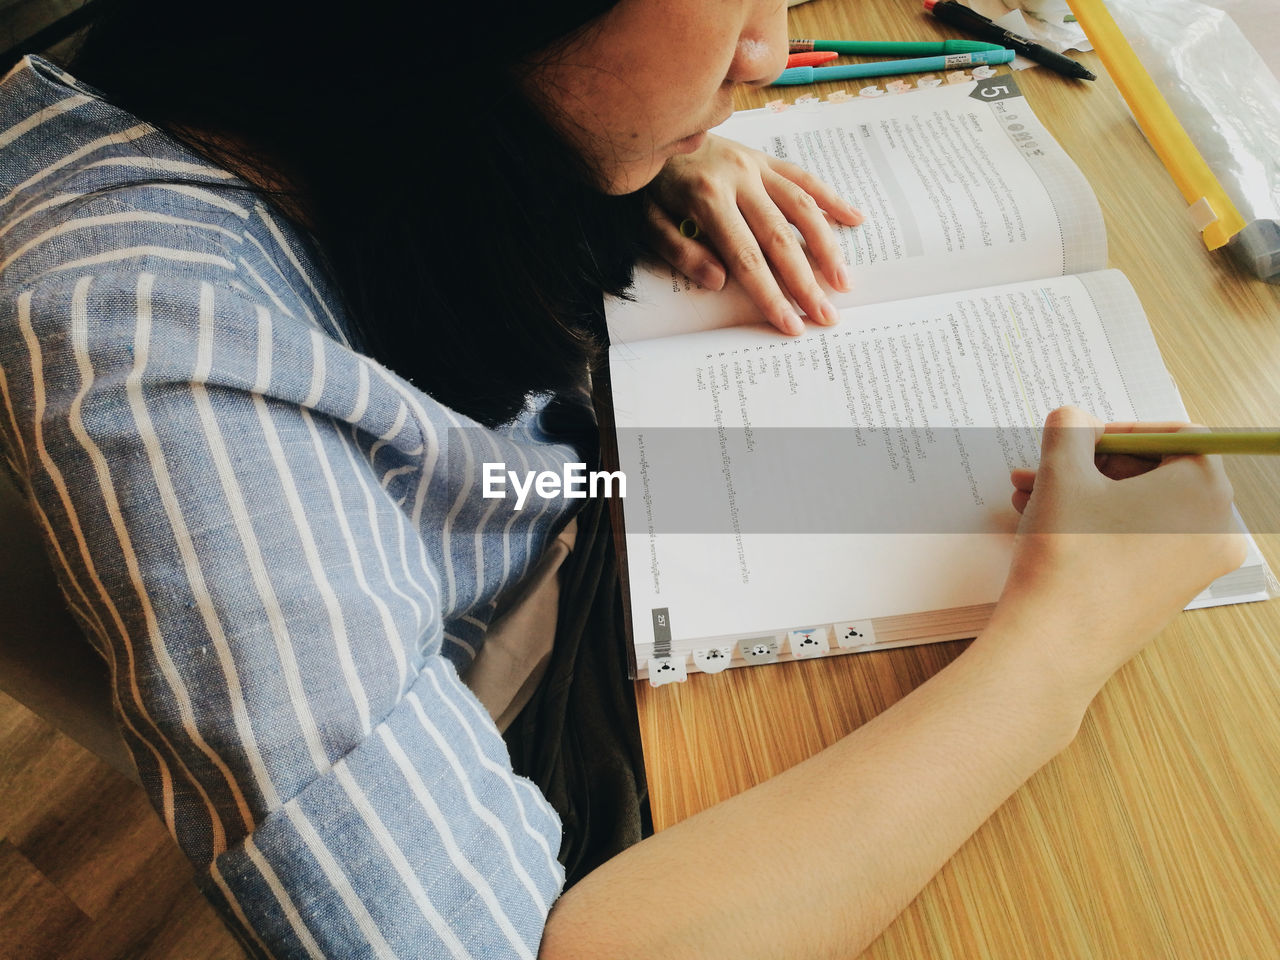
[678,218,701,240]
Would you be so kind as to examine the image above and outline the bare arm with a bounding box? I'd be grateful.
[540,409,1244,960]
[542,632,1080,960]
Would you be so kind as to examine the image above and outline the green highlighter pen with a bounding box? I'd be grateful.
[789,39,1006,56]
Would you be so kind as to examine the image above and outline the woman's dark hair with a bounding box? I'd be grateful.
[68,1,647,427]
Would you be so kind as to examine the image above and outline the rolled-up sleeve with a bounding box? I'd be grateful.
[204,660,564,959]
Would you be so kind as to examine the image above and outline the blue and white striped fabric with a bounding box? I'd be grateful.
[1,56,580,958]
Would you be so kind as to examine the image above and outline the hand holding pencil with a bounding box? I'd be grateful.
[997,407,1247,702]
[1008,409,1259,535]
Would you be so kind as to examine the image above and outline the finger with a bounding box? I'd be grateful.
[699,205,806,334]
[1012,489,1031,514]
[643,203,727,290]
[1010,468,1036,492]
[1099,421,1208,470]
[734,197,839,329]
[1134,445,1230,487]
[1102,420,1205,435]
[762,172,851,293]
[1038,406,1105,481]
[765,156,863,226]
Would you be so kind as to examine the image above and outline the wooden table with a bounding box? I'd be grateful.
[634,2,1280,958]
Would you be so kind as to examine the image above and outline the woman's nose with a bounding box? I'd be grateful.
[726,6,789,86]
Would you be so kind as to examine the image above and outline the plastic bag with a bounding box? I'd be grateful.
[1101,0,1280,281]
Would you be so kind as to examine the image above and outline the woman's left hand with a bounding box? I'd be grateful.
[644,134,863,336]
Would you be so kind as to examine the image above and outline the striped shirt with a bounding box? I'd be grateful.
[1,56,582,958]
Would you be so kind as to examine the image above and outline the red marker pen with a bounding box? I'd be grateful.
[786,51,840,69]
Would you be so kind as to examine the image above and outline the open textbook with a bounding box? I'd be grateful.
[603,77,1273,683]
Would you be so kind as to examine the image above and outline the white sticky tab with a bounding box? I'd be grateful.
[1188,197,1219,231]
[916,76,942,89]
[794,94,822,107]
[826,89,852,103]
[834,620,878,650]
[692,645,735,674]
[739,637,779,666]
[647,656,688,686]
[788,627,830,659]
[859,85,886,98]
[971,64,996,79]
[766,98,789,113]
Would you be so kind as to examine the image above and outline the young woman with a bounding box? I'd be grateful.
[0,1,1243,958]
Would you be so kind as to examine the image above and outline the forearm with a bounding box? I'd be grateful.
[541,629,1087,960]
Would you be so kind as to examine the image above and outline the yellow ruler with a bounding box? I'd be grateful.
[1066,0,1245,249]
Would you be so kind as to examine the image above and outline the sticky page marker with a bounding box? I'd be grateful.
[788,627,830,658]
[647,656,687,686]
[739,638,779,665]
[835,620,878,650]
[692,645,735,674]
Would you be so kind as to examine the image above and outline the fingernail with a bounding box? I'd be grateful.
[847,204,864,224]
[835,265,851,290]
[698,262,726,289]
[820,299,840,326]
[785,310,804,335]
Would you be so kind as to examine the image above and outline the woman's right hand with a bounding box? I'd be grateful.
[645,134,862,336]
[984,406,1247,705]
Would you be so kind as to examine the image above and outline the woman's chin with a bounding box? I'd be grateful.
[671,130,708,155]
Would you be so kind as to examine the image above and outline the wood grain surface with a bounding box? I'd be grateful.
[0,690,243,960]
[635,2,1280,958]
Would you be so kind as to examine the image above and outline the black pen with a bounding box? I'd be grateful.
[924,0,1096,81]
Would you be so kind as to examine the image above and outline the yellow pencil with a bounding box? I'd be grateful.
[1096,432,1280,457]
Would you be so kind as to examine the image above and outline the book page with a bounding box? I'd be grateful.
[608,76,1106,345]
[610,271,1195,668]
